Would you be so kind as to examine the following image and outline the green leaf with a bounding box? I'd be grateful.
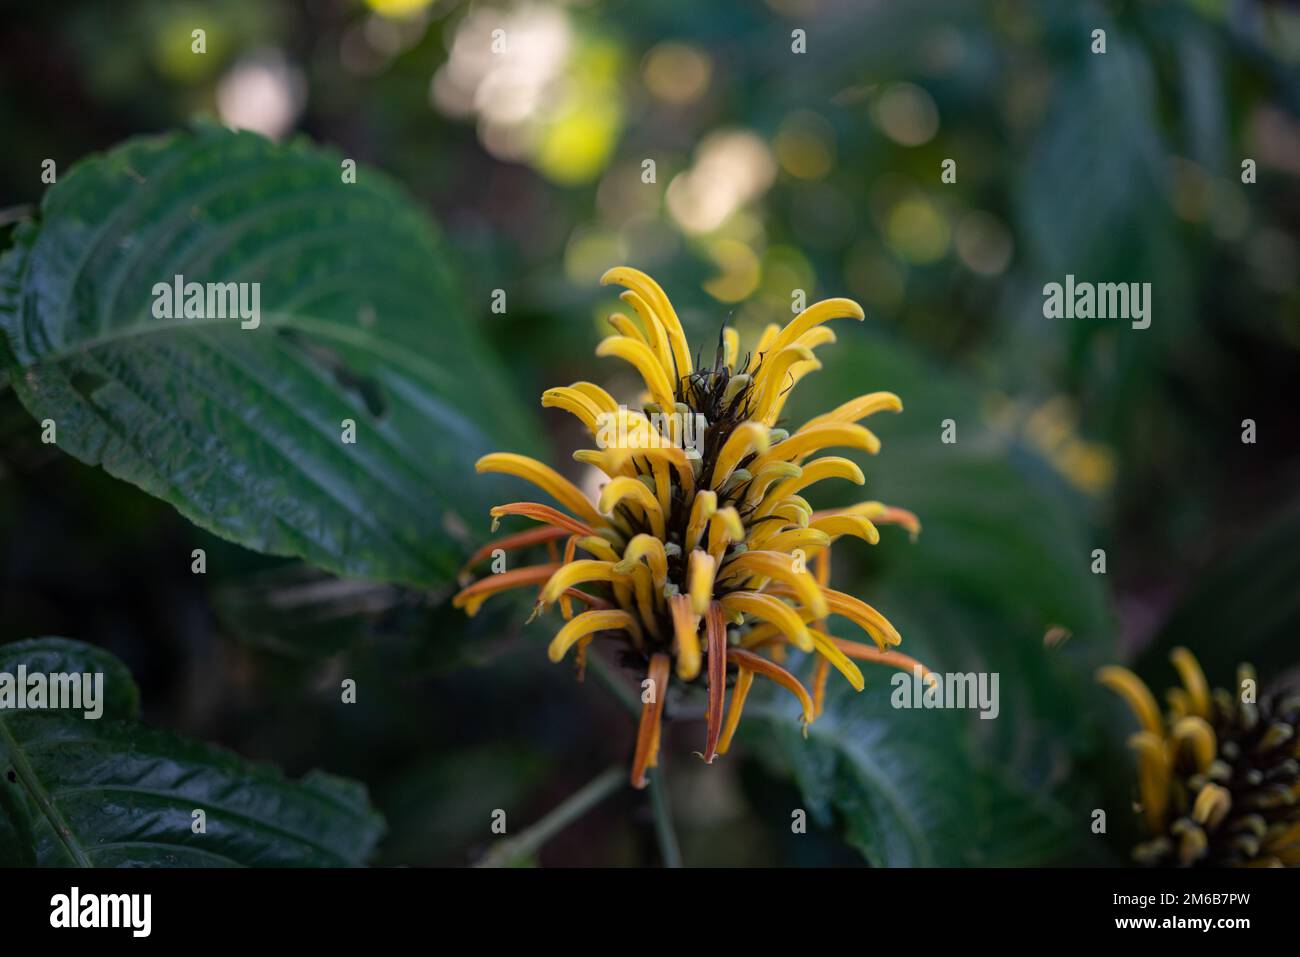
[0,124,534,588]
[1017,34,1166,278]
[210,562,404,661]
[0,637,139,722]
[0,637,384,866]
[751,329,1117,865]
[209,560,527,673]
[786,327,1110,641]
[745,598,1095,867]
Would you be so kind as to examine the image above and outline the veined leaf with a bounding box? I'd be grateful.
[0,637,384,866]
[0,124,534,588]
[753,329,1116,865]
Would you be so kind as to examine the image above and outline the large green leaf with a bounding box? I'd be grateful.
[784,326,1110,642]
[746,329,1117,865]
[209,559,525,674]
[0,124,533,588]
[0,637,384,866]
[745,590,1104,867]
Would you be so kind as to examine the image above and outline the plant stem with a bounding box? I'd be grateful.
[647,767,683,868]
[475,764,625,867]
[583,648,684,868]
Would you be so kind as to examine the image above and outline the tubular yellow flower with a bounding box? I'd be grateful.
[548,610,643,662]
[808,513,880,547]
[455,268,924,788]
[1099,649,1300,867]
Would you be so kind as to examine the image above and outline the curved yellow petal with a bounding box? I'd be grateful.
[800,391,902,432]
[478,454,603,527]
[770,585,899,649]
[763,499,811,529]
[762,357,825,424]
[569,380,620,414]
[669,593,702,681]
[717,665,754,754]
[607,311,650,347]
[760,527,830,555]
[794,325,837,350]
[542,387,602,433]
[707,506,745,564]
[598,476,665,539]
[453,563,559,617]
[727,647,815,726]
[1172,715,1217,773]
[808,628,865,692]
[827,636,935,683]
[809,513,880,546]
[752,344,817,411]
[602,267,693,383]
[595,336,678,412]
[1170,647,1211,720]
[830,501,922,540]
[1097,665,1164,737]
[1191,782,1232,830]
[724,549,829,620]
[619,289,675,379]
[751,423,880,470]
[710,422,770,490]
[574,448,635,479]
[759,457,863,516]
[741,461,802,510]
[636,444,695,495]
[685,489,718,552]
[594,406,670,454]
[722,327,740,370]
[622,560,661,638]
[770,297,864,355]
[1129,730,1171,832]
[747,323,782,374]
[539,559,618,605]
[575,535,621,563]
[688,548,717,616]
[548,609,643,662]
[617,533,669,588]
[489,502,596,538]
[631,653,671,789]
[719,591,813,652]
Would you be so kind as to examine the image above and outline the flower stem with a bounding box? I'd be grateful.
[585,648,683,867]
[647,767,683,868]
[475,764,626,867]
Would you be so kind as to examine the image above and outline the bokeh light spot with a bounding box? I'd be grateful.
[703,239,761,302]
[872,82,940,146]
[642,42,711,105]
[774,110,836,180]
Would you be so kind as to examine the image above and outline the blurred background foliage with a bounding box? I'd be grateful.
[2,0,1298,865]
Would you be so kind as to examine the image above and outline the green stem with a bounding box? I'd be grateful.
[647,767,683,868]
[584,647,684,868]
[475,764,625,868]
